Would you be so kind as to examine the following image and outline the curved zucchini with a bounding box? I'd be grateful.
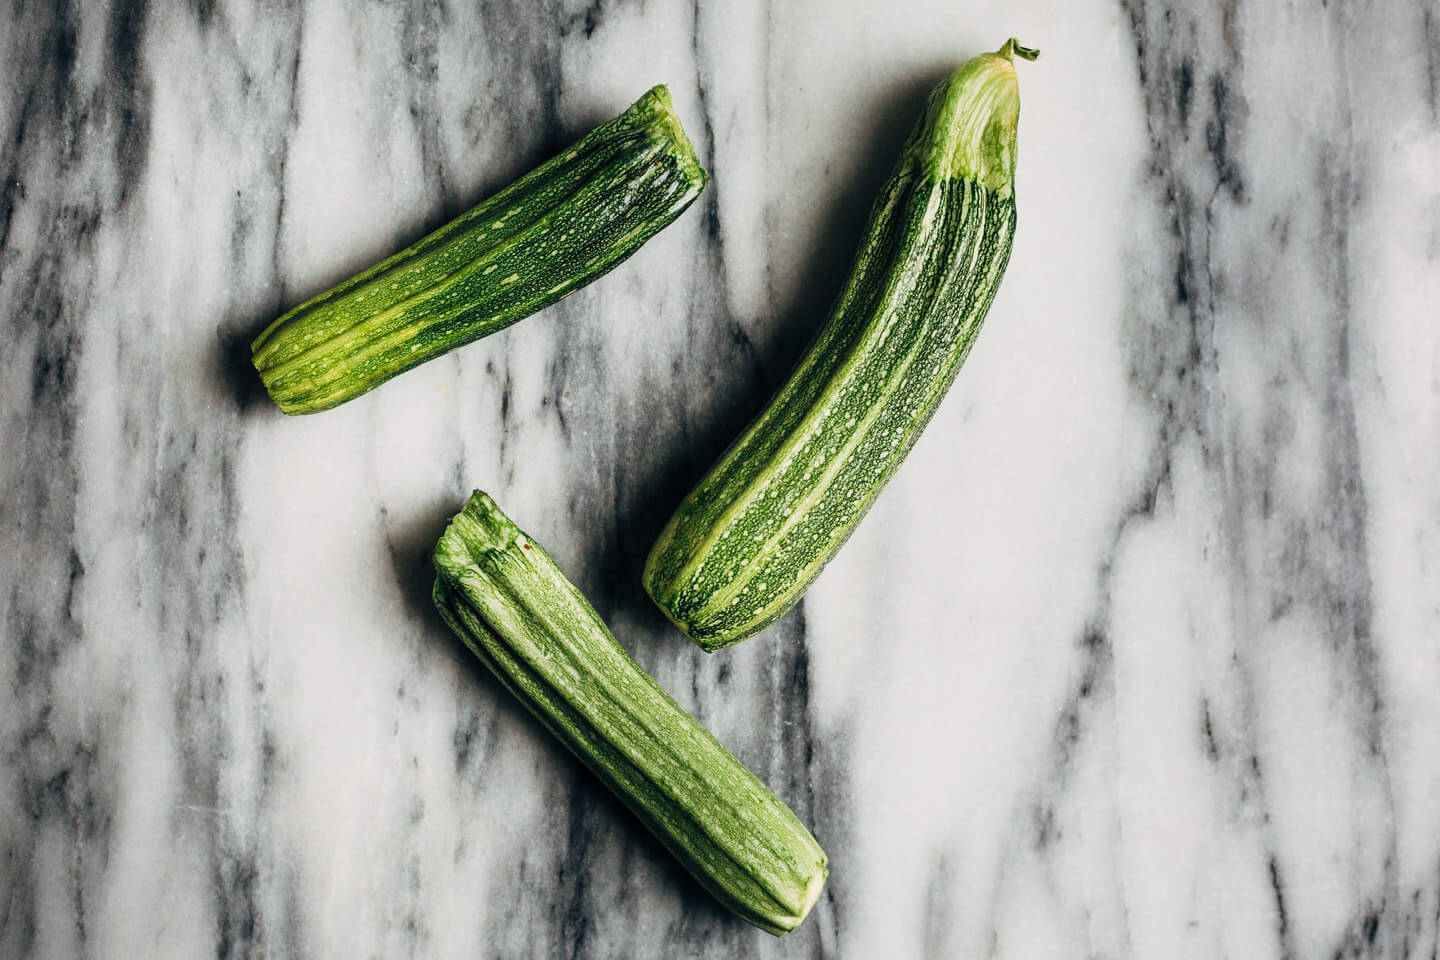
[644,41,1037,650]
[253,85,707,414]
[432,491,827,935]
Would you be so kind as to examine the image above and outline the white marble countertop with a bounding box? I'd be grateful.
[3,1,1439,957]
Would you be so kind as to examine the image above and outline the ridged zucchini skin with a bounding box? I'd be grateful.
[432,491,828,936]
[644,41,1036,650]
[252,85,707,414]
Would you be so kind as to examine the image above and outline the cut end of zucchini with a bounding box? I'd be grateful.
[911,39,1035,195]
[779,861,830,935]
[434,490,524,569]
[629,84,710,189]
[733,848,828,937]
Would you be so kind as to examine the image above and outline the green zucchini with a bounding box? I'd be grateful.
[252,85,707,414]
[432,491,827,935]
[644,40,1036,650]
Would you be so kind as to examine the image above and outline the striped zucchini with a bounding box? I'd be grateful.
[252,85,707,414]
[432,491,828,935]
[644,41,1036,650]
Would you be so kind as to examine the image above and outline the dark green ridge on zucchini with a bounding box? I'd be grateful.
[643,41,1035,650]
[252,85,707,414]
[432,491,828,936]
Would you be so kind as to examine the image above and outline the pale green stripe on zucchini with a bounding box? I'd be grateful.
[252,85,707,414]
[644,41,1036,650]
[432,491,827,936]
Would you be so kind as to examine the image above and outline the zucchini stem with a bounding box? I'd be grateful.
[997,38,1040,62]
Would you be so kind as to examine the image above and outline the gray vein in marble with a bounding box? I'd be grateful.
[3,1,139,954]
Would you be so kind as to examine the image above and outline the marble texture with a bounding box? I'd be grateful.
[3,0,1439,956]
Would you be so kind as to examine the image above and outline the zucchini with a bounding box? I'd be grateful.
[252,85,707,414]
[432,491,828,935]
[644,40,1036,650]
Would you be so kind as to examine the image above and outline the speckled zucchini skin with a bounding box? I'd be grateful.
[252,85,707,414]
[644,43,1034,651]
[432,491,828,936]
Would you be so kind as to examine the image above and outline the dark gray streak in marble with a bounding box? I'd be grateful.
[1118,2,1409,956]
[1423,4,1440,121]
[920,852,958,960]
[108,0,153,207]
[398,0,450,221]
[1026,620,1118,945]
[183,4,309,954]
[1,0,147,954]
[215,0,304,412]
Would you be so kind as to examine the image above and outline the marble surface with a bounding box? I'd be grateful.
[3,0,1439,956]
